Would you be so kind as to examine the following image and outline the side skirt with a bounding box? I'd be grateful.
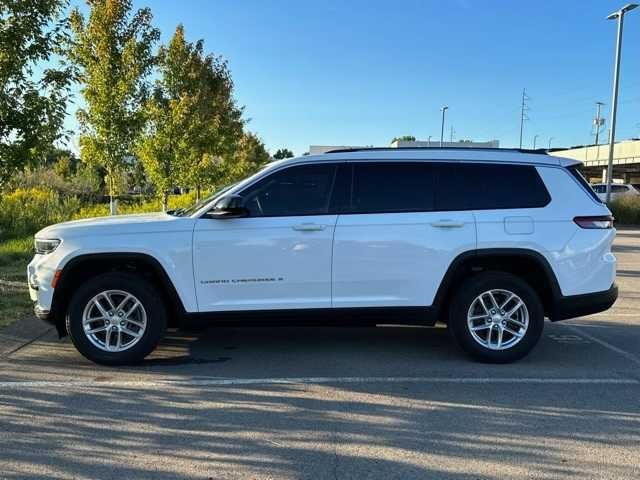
[181,306,438,329]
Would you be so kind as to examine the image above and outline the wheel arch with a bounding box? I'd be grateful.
[51,252,187,336]
[433,248,562,322]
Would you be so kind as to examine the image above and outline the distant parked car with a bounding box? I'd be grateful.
[591,183,640,202]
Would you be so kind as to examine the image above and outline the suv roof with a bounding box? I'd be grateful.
[287,147,579,167]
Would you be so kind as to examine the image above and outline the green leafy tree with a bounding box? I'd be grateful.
[230,132,270,180]
[0,0,72,189]
[273,148,294,159]
[137,25,203,210]
[178,46,243,200]
[69,0,159,212]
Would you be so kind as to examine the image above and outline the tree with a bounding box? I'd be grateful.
[391,135,416,143]
[137,25,204,210]
[0,0,72,189]
[273,148,294,159]
[231,132,270,179]
[68,0,159,213]
[178,43,243,200]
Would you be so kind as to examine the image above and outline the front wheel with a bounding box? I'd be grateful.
[449,272,544,363]
[66,272,167,365]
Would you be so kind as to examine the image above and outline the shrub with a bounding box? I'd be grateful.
[610,196,640,226]
[0,187,206,240]
[0,188,83,240]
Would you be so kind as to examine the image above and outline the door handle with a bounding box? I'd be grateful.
[430,220,465,228]
[292,223,325,232]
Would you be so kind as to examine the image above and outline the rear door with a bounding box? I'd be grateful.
[331,161,476,308]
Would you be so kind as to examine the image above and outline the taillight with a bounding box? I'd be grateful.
[573,215,614,229]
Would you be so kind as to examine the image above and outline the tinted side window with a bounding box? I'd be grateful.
[435,163,551,211]
[241,164,337,217]
[351,162,434,213]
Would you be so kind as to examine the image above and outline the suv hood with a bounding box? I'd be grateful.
[36,212,195,239]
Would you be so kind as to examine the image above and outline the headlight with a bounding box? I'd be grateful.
[34,238,61,255]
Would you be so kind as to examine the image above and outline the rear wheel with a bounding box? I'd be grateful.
[449,271,544,363]
[66,272,167,365]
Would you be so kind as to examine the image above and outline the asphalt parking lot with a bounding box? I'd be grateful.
[1,231,639,479]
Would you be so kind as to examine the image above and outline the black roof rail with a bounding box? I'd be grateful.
[324,146,550,155]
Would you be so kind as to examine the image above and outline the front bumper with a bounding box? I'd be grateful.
[34,304,56,325]
[550,283,618,321]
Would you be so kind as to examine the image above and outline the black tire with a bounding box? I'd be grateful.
[448,271,544,363]
[66,272,167,365]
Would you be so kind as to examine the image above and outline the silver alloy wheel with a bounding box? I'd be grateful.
[467,289,529,351]
[81,290,147,353]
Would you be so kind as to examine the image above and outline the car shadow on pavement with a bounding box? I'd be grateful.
[0,368,638,479]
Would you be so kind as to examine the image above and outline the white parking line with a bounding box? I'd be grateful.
[564,324,640,367]
[0,376,637,390]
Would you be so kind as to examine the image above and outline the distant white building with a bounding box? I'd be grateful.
[390,139,500,149]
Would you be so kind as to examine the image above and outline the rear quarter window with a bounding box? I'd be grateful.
[435,162,551,211]
[567,167,604,203]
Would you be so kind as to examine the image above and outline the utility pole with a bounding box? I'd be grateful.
[440,106,448,147]
[605,3,637,203]
[593,101,605,145]
[519,88,530,149]
[533,134,539,150]
[450,126,455,142]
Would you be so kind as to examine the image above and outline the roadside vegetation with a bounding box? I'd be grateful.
[0,0,289,328]
[609,196,640,226]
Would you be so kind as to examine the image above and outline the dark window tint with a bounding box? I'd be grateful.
[329,163,352,213]
[241,164,337,217]
[612,185,629,193]
[351,162,434,213]
[435,163,550,211]
[592,185,606,194]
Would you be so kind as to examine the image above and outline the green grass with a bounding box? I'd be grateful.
[0,236,34,329]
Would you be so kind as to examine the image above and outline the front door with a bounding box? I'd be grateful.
[193,163,340,312]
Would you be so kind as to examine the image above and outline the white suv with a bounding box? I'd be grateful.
[591,183,640,202]
[28,148,617,365]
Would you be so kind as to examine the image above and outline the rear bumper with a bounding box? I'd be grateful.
[550,283,618,321]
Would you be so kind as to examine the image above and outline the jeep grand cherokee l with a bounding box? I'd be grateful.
[28,148,617,365]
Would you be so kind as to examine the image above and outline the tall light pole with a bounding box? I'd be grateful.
[440,106,448,147]
[533,134,539,150]
[548,137,554,150]
[605,3,638,203]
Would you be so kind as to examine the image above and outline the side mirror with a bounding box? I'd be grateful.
[207,194,248,219]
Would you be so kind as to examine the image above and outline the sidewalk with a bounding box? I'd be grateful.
[0,315,52,358]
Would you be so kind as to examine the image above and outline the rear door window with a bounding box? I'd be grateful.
[435,162,551,211]
[350,162,435,213]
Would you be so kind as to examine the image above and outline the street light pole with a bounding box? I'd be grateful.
[533,134,539,150]
[440,106,448,147]
[548,137,554,150]
[605,3,638,203]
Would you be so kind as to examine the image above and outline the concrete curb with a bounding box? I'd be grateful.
[0,316,53,358]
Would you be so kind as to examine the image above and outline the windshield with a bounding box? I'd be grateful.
[170,182,237,217]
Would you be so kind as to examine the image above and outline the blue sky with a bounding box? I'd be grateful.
[66,0,640,156]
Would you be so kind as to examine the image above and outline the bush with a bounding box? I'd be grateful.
[0,188,82,240]
[610,196,640,226]
[0,187,206,240]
